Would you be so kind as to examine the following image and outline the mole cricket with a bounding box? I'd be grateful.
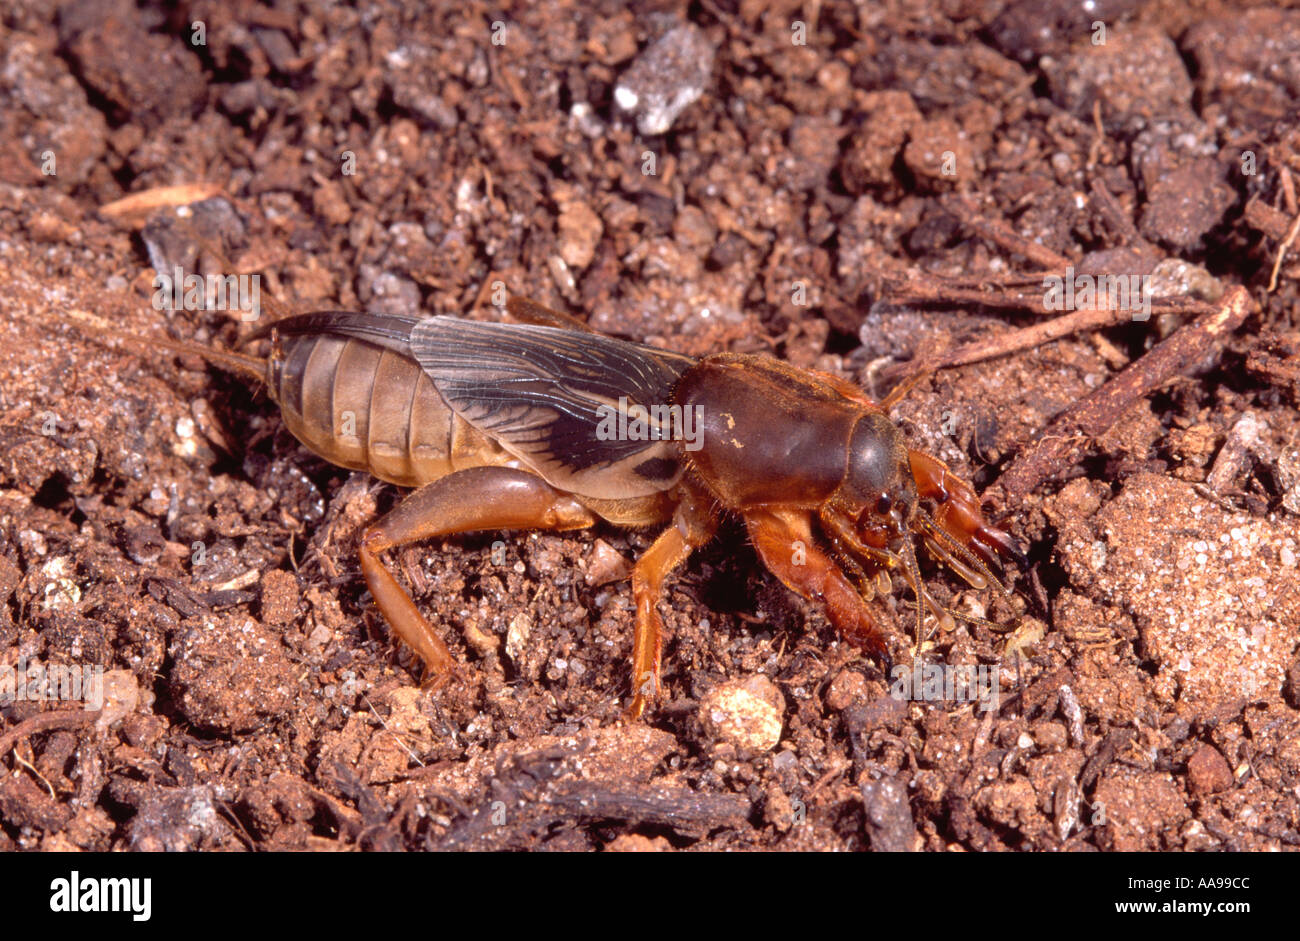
[103,295,1024,718]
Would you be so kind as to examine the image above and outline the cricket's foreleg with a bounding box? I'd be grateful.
[908,449,1025,568]
[745,508,890,661]
[359,466,598,680]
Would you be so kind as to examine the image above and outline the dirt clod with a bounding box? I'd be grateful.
[861,776,919,852]
[168,615,299,734]
[1186,744,1234,798]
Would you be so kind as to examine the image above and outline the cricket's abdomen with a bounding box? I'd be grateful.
[268,334,509,488]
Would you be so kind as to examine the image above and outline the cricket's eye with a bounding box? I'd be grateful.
[875,494,893,515]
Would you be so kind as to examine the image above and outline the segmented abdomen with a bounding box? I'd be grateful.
[268,334,507,488]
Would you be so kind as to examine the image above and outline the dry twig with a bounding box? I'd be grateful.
[988,285,1254,505]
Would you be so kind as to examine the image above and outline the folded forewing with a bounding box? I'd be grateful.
[410,317,698,499]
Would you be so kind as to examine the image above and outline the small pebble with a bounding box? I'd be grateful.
[614,24,715,135]
[700,675,784,753]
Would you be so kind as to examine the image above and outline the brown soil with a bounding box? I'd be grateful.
[1,0,1299,851]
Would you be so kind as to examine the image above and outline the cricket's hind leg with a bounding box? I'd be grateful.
[358,466,598,680]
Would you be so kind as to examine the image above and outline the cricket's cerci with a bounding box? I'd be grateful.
[131,296,1026,718]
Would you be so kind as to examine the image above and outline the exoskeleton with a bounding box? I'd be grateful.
[132,297,1023,718]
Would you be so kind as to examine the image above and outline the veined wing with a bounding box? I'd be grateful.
[410,317,698,499]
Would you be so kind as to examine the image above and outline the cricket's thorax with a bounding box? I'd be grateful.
[673,352,858,510]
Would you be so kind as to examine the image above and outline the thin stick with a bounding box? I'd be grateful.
[949,197,1074,271]
[1267,205,1300,293]
[99,183,224,226]
[0,709,101,758]
[879,296,1213,383]
[988,286,1254,505]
